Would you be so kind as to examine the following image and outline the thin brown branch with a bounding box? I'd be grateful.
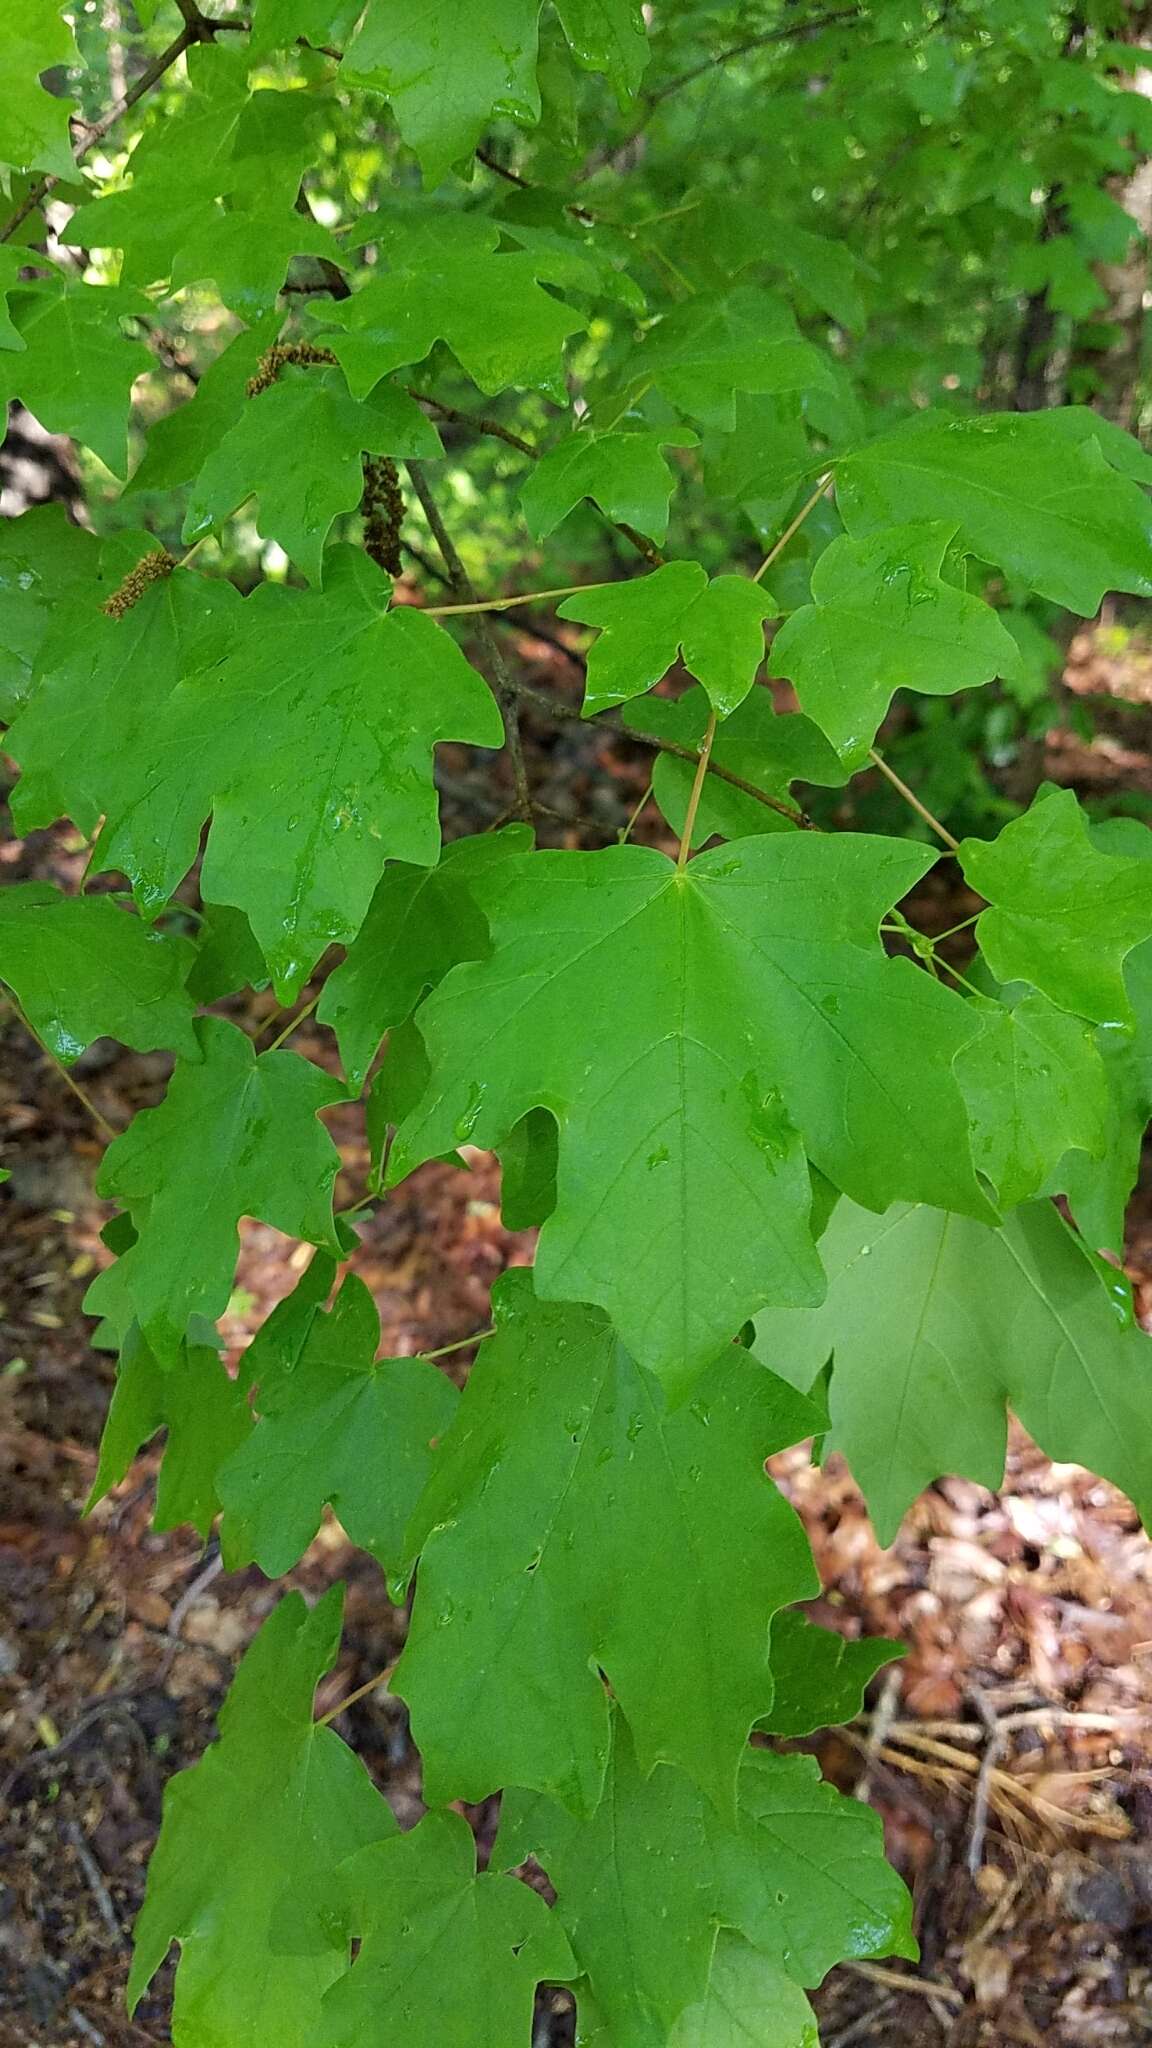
[508,674,812,829]
[407,460,534,822]
[475,147,531,188]
[405,391,665,565]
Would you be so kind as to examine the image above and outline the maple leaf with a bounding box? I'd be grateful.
[767,522,1023,755]
[312,216,584,401]
[521,428,693,544]
[957,990,1108,1208]
[318,827,532,1091]
[559,560,775,716]
[12,550,503,1000]
[836,408,1152,616]
[320,1811,575,2046]
[960,788,1152,1027]
[754,1197,1152,1543]
[183,368,441,584]
[129,1588,393,2048]
[219,1273,458,1586]
[497,1719,914,2047]
[86,1018,344,1365]
[630,286,837,428]
[88,1323,253,1539]
[0,0,77,177]
[390,835,992,1389]
[0,281,153,477]
[394,1270,820,1814]
[338,0,645,184]
[0,882,198,1063]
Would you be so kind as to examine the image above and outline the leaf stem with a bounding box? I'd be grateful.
[419,1327,495,1361]
[316,1661,398,1728]
[0,994,118,1140]
[260,991,321,1055]
[424,583,595,619]
[867,748,960,852]
[676,710,719,868]
[751,474,833,584]
[618,778,655,844]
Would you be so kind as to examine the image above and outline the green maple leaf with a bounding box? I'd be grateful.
[395,1270,819,1814]
[65,58,338,313]
[320,1810,575,2046]
[7,569,240,843]
[183,369,441,584]
[521,428,692,544]
[0,0,77,177]
[341,0,645,185]
[186,902,269,1005]
[313,218,584,400]
[664,198,868,333]
[753,1197,1152,1544]
[390,835,991,1389]
[836,409,1152,616]
[960,788,1152,1027]
[0,505,102,720]
[88,1322,253,1539]
[218,1272,458,1584]
[957,990,1108,1209]
[756,1610,901,1741]
[625,683,849,848]
[129,1587,393,2048]
[249,0,363,57]
[86,1018,343,1364]
[0,245,32,349]
[497,1720,914,2047]
[560,561,775,717]
[630,286,836,429]
[767,522,1022,756]
[0,882,198,1063]
[705,396,825,541]
[0,282,153,477]
[1056,818,1152,1256]
[318,827,532,1091]
[13,549,502,999]
[667,1937,820,2048]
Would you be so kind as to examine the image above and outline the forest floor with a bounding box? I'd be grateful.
[2,620,1152,2047]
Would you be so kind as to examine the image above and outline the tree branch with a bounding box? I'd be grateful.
[406,459,535,822]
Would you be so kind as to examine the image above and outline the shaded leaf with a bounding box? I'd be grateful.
[396,1270,819,1814]
[0,882,198,1063]
[753,1197,1152,1543]
[129,1588,393,2048]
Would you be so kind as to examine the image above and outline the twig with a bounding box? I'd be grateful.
[0,993,118,1140]
[407,388,536,457]
[407,460,534,821]
[405,392,665,565]
[676,710,717,866]
[868,748,960,852]
[156,1550,224,1681]
[843,1961,963,2010]
[854,1664,903,1804]
[0,11,244,244]
[509,672,812,827]
[475,147,531,188]
[966,1687,1008,1877]
[317,1660,398,1728]
[644,7,861,110]
[63,1819,121,1942]
[827,1999,896,2048]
